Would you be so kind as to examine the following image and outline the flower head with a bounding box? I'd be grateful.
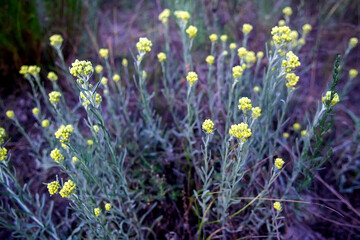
[186,72,198,86]
[253,86,260,92]
[229,123,252,142]
[302,24,312,34]
[157,52,167,62]
[49,91,62,105]
[301,130,308,136]
[47,181,60,195]
[122,58,128,67]
[94,208,101,217]
[238,97,252,113]
[349,37,358,48]
[229,43,237,50]
[271,26,292,45]
[282,6,293,16]
[278,20,286,26]
[285,73,299,89]
[283,132,290,138]
[256,51,264,59]
[59,180,76,198]
[99,48,109,58]
[245,51,256,65]
[274,158,285,169]
[42,119,50,128]
[93,125,100,133]
[209,34,218,42]
[252,107,262,118]
[95,65,103,74]
[273,201,282,211]
[202,119,214,134]
[0,128,6,145]
[101,77,108,85]
[136,37,152,53]
[0,147,8,161]
[55,124,74,143]
[186,25,198,38]
[105,203,111,211]
[87,139,94,146]
[282,51,301,72]
[113,74,120,82]
[70,59,94,78]
[6,110,15,119]
[174,10,190,23]
[50,148,64,163]
[232,65,244,79]
[237,47,248,58]
[206,55,215,65]
[159,9,171,24]
[49,34,63,48]
[47,72,58,81]
[349,69,358,79]
[32,107,40,116]
[72,156,79,164]
[242,24,253,34]
[322,91,339,106]
[220,35,228,42]
[293,123,301,131]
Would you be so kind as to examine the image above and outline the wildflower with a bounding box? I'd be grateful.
[302,24,312,34]
[206,55,215,65]
[256,51,264,59]
[202,119,214,134]
[19,65,29,76]
[289,30,299,40]
[93,125,100,133]
[113,74,120,82]
[70,59,94,78]
[95,65,103,74]
[94,208,101,217]
[229,43,237,50]
[159,9,171,24]
[242,23,253,34]
[293,123,301,131]
[0,128,5,145]
[220,35,228,42]
[72,156,78,164]
[122,58,128,67]
[278,19,286,26]
[105,203,111,211]
[209,34,218,42]
[186,25,198,38]
[174,10,190,23]
[142,71,147,79]
[32,108,40,116]
[273,201,282,211]
[298,38,306,45]
[99,48,109,58]
[252,107,261,118]
[6,110,14,119]
[349,69,358,79]
[61,143,68,150]
[157,52,167,62]
[283,132,290,138]
[59,180,76,198]
[232,65,244,79]
[0,147,7,161]
[50,148,64,163]
[301,130,308,136]
[95,93,102,105]
[322,91,340,106]
[282,6,293,16]
[101,77,108,85]
[282,51,301,72]
[80,92,90,106]
[229,123,252,142]
[186,72,198,86]
[42,119,50,128]
[87,139,94,146]
[49,34,63,48]
[47,181,60,195]
[349,37,358,48]
[55,124,74,143]
[237,47,247,58]
[253,86,260,92]
[49,91,62,105]
[238,97,252,113]
[271,26,291,45]
[274,158,285,169]
[136,37,152,54]
[47,72,58,81]
[245,51,256,65]
[285,73,299,89]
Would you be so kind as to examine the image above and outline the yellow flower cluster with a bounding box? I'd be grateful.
[278,20,286,27]
[285,73,299,89]
[253,86,260,92]
[282,51,301,72]
[282,6,292,16]
[113,74,120,82]
[95,65,103,74]
[242,23,253,34]
[273,201,282,211]
[245,51,256,65]
[322,91,340,106]
[49,34,63,47]
[6,110,15,119]
[302,24,312,34]
[42,119,50,128]
[99,48,109,58]
[70,59,94,77]
[93,125,100,133]
[232,65,244,79]
[136,37,152,53]
[229,123,252,142]
[101,77,108,85]
[157,52,167,62]
[186,72,198,86]
[238,97,252,113]
[202,119,214,134]
[252,107,262,118]
[80,92,91,106]
[95,93,102,105]
[186,25,198,38]
[47,181,60,195]
[237,47,247,58]
[209,33,218,42]
[349,37,358,48]
[257,51,264,59]
[283,132,290,138]
[289,30,298,41]
[72,156,79,164]
[349,69,358,79]
[293,122,301,131]
[122,58,128,67]
[274,158,285,169]
[47,72,58,81]
[159,9,171,24]
[94,207,101,217]
[19,65,41,77]
[229,43,237,50]
[59,180,76,198]
[50,148,64,163]
[87,139,94,146]
[220,35,228,42]
[55,124,74,143]
[271,26,291,44]
[0,147,8,161]
[206,55,215,65]
[105,203,111,211]
[174,10,190,23]
[49,91,62,104]
[0,128,6,145]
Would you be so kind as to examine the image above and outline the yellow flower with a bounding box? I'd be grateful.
[136,37,152,53]
[0,147,8,161]
[209,34,218,42]
[285,73,299,89]
[237,47,247,58]
[70,59,94,77]
[252,107,261,118]
[289,30,299,40]
[80,92,90,106]
[298,38,306,45]
[229,123,252,142]
[72,156,78,164]
[0,128,5,145]
[174,10,190,23]
[282,6,293,16]
[61,143,69,150]
[157,52,167,62]
[101,77,108,85]
[42,119,50,128]
[32,108,40,116]
[93,125,100,133]
[113,74,120,82]
[229,43,237,50]
[220,35,228,42]
[55,124,74,143]
[95,93,102,105]
[6,110,15,119]
[274,158,285,169]
[349,37,358,48]
[238,97,252,113]
[94,208,101,217]
[349,69,358,79]
[95,65,103,74]
[49,91,62,105]
[19,65,29,76]
[253,86,260,92]
[158,9,171,24]
[186,25,198,38]
[271,26,291,44]
[186,72,198,86]
[256,51,264,59]
[273,201,282,211]
[47,72,58,81]
[105,203,111,211]
[47,181,60,195]
[232,65,244,79]
[322,91,340,106]
[278,19,286,26]
[87,139,94,146]
[302,24,312,34]
[99,48,109,58]
[293,123,301,131]
[301,130,308,136]
[242,23,253,34]
[59,180,76,198]
[122,58,128,67]
[283,132,290,138]
[49,34,63,47]
[206,55,215,65]
[50,148,64,163]
[282,51,301,72]
[245,51,256,65]
[202,119,214,134]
